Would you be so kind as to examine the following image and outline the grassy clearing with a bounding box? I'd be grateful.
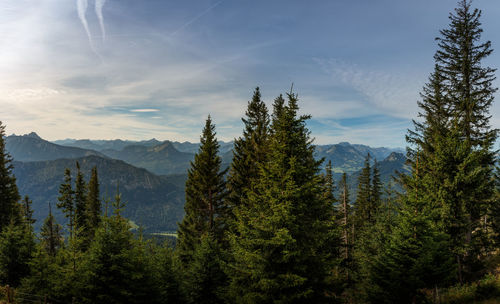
[434,274,500,304]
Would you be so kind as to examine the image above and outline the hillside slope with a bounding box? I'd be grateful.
[13,155,186,232]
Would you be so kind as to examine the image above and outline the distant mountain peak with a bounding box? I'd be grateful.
[384,152,406,162]
[23,132,42,140]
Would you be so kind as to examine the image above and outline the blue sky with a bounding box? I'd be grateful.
[1,0,500,148]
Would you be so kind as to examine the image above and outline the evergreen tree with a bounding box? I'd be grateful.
[183,233,226,304]
[0,220,32,287]
[490,166,500,246]
[177,116,228,265]
[0,122,21,232]
[151,244,183,304]
[227,87,270,225]
[353,154,373,230]
[371,159,383,208]
[18,245,62,303]
[322,161,337,208]
[58,168,75,239]
[228,93,337,303]
[404,0,498,282]
[363,194,455,304]
[81,202,153,304]
[74,161,88,237]
[86,166,101,240]
[435,0,497,147]
[338,172,353,289]
[40,203,64,257]
[22,195,35,228]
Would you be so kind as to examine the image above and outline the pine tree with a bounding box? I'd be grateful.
[322,161,337,208]
[18,245,62,303]
[177,116,228,265]
[490,166,500,246]
[82,200,153,304]
[151,244,183,304]
[22,195,35,228]
[371,159,383,208]
[228,93,337,303]
[363,193,454,303]
[0,122,21,232]
[58,168,75,239]
[404,0,498,282]
[183,233,226,304]
[74,162,88,237]
[435,0,497,148]
[0,220,32,287]
[40,203,64,257]
[85,166,101,240]
[353,154,373,230]
[227,87,270,226]
[338,172,352,287]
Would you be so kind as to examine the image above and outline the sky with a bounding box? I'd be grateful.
[1,0,500,148]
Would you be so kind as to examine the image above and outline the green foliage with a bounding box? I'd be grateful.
[57,168,75,239]
[150,243,183,303]
[85,166,101,241]
[227,87,270,228]
[228,93,338,303]
[74,161,88,240]
[177,116,228,265]
[81,213,153,304]
[0,121,21,232]
[18,245,63,302]
[353,154,382,232]
[438,274,500,304]
[0,220,33,287]
[183,233,227,304]
[40,204,64,257]
[361,197,455,303]
[403,0,498,284]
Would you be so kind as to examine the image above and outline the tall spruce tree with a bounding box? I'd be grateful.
[177,116,228,265]
[74,162,88,237]
[322,161,337,208]
[353,154,373,230]
[0,220,32,287]
[364,195,454,303]
[227,87,270,225]
[338,172,353,288]
[58,168,75,239]
[40,203,64,257]
[22,196,35,229]
[183,233,226,304]
[371,160,383,208]
[82,201,153,304]
[85,166,101,240]
[405,0,498,282]
[0,122,21,232]
[228,93,337,303]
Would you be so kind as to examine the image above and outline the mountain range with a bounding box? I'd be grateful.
[6,132,407,233]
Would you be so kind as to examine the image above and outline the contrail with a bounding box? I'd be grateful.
[76,0,103,61]
[169,1,223,37]
[95,0,106,42]
[77,0,91,44]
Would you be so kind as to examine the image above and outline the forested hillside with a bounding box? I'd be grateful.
[12,156,186,232]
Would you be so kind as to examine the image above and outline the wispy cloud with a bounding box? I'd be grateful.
[313,58,425,119]
[169,1,223,37]
[130,109,160,113]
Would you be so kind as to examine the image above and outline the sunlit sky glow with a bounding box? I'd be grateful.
[1,0,500,147]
